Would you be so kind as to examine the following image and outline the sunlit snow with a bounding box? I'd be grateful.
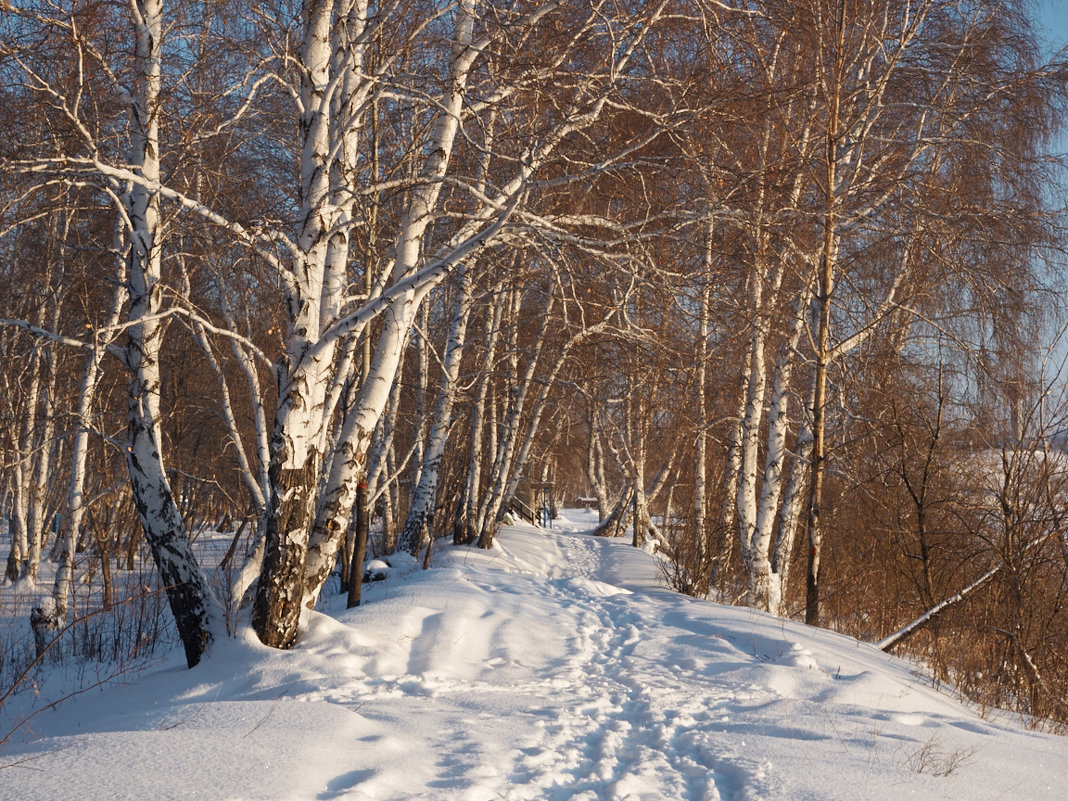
[1,510,1065,800]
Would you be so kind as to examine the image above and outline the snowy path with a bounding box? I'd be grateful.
[1,512,1065,800]
[503,532,742,801]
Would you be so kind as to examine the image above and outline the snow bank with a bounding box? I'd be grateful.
[1,511,1065,800]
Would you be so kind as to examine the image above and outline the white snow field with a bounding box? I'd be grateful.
[1,509,1065,800]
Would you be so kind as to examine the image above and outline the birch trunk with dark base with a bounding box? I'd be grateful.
[252,442,321,648]
[30,601,61,658]
[126,345,219,666]
[346,483,370,608]
[250,0,371,643]
[292,0,482,594]
[131,481,216,666]
[10,0,672,655]
[399,495,433,559]
[120,0,217,668]
[303,430,373,607]
[631,482,653,550]
[4,536,20,585]
[127,323,220,667]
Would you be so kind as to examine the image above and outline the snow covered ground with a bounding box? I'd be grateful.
[1,509,1065,800]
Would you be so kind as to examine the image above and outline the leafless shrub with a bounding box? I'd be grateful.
[895,734,978,777]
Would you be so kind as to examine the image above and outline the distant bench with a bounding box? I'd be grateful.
[574,497,598,509]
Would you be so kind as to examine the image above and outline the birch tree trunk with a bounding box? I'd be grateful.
[735,253,784,609]
[22,343,58,587]
[5,234,58,585]
[455,297,504,545]
[297,0,670,598]
[252,0,347,648]
[631,456,651,549]
[20,229,63,587]
[31,273,127,646]
[585,408,611,522]
[693,262,711,573]
[6,345,41,584]
[805,0,847,626]
[122,0,218,668]
[743,287,813,613]
[475,287,552,546]
[399,266,473,556]
[288,0,483,625]
[475,283,613,549]
[408,303,432,495]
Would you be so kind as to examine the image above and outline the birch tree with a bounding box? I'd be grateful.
[795,0,1064,623]
[397,266,474,556]
[118,0,222,665]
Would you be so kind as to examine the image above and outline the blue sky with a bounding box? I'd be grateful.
[1037,1,1068,158]
[1035,2,1068,380]
[1036,0,1068,54]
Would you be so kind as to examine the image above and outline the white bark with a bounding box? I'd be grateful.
[693,251,712,567]
[736,257,779,577]
[6,239,59,585]
[747,288,812,612]
[122,0,219,667]
[409,304,432,494]
[476,289,555,546]
[456,296,504,544]
[399,266,473,555]
[585,407,611,521]
[630,417,650,550]
[44,276,126,634]
[20,259,62,588]
[876,561,1003,652]
[6,347,40,584]
[291,0,482,615]
[718,372,747,561]
[13,0,675,650]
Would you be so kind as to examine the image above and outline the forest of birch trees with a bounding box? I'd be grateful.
[4,0,1068,725]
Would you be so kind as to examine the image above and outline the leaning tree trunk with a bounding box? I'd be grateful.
[122,0,218,668]
[593,486,635,538]
[476,288,553,547]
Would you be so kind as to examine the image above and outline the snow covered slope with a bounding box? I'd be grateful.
[1,510,1065,800]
